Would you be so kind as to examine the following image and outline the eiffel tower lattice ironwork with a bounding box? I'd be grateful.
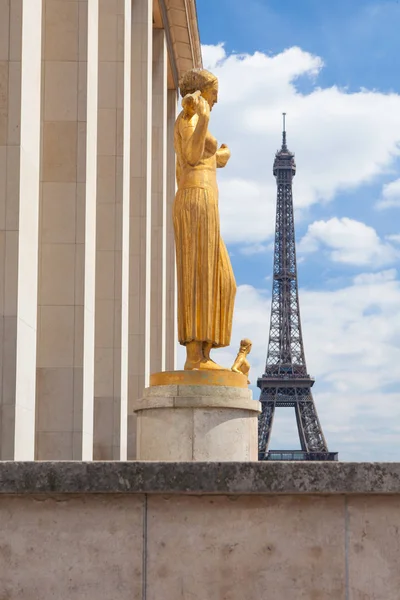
[258,114,337,462]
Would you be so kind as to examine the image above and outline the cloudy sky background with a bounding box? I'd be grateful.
[177,0,400,460]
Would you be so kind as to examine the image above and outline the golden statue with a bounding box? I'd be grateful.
[231,339,252,383]
[174,68,236,371]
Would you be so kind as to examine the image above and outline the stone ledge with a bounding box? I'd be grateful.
[135,395,260,411]
[136,385,260,413]
[143,383,251,398]
[0,462,400,495]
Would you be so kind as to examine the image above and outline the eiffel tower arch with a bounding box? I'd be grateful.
[258,115,338,462]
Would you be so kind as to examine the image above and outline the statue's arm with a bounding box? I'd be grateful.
[216,144,231,168]
[176,161,182,187]
[181,96,210,167]
[231,355,244,373]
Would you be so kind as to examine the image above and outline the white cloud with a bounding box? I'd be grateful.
[201,42,226,69]
[218,178,276,243]
[176,272,400,461]
[299,217,399,266]
[353,268,397,285]
[387,234,400,244]
[239,243,270,256]
[200,43,400,245]
[376,177,400,209]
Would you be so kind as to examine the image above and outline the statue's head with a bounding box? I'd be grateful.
[240,338,252,354]
[179,68,218,110]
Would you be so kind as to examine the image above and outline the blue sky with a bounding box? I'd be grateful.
[199,0,400,92]
[189,0,400,460]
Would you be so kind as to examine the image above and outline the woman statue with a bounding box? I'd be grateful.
[174,68,236,371]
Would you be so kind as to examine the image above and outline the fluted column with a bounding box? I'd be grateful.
[125,0,153,459]
[92,0,124,460]
[0,0,42,459]
[35,0,97,460]
[165,88,177,371]
[150,28,167,375]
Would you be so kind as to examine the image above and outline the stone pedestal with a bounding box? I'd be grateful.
[133,371,261,461]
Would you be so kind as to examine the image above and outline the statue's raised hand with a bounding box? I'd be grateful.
[216,143,231,168]
[196,95,210,119]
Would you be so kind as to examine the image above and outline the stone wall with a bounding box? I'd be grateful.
[0,462,400,599]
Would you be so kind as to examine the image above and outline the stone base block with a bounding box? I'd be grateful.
[133,378,261,462]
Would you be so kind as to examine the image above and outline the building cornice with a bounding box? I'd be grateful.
[160,0,202,90]
[183,0,202,70]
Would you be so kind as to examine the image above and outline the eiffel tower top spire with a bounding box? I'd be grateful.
[282,112,287,151]
[273,113,296,177]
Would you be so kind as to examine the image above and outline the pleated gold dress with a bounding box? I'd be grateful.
[173,111,236,348]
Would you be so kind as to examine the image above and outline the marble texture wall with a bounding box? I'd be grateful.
[1,491,400,599]
[125,0,153,459]
[165,89,177,371]
[150,28,167,377]
[0,0,42,460]
[0,0,23,459]
[35,0,92,460]
[0,0,201,459]
[93,0,124,461]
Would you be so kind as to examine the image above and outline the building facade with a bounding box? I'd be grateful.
[0,0,202,460]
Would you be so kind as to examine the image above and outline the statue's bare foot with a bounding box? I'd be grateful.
[198,359,224,370]
[184,341,203,370]
[184,359,201,370]
[202,342,220,366]
[184,341,227,371]
[184,359,225,370]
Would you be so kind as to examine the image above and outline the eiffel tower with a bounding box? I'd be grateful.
[258,115,337,461]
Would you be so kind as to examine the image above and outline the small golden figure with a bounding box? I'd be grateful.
[231,339,252,384]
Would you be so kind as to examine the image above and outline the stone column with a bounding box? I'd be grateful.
[0,0,42,460]
[93,0,124,460]
[119,0,131,461]
[165,89,177,371]
[150,28,167,375]
[35,0,97,460]
[0,0,23,459]
[126,0,153,459]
